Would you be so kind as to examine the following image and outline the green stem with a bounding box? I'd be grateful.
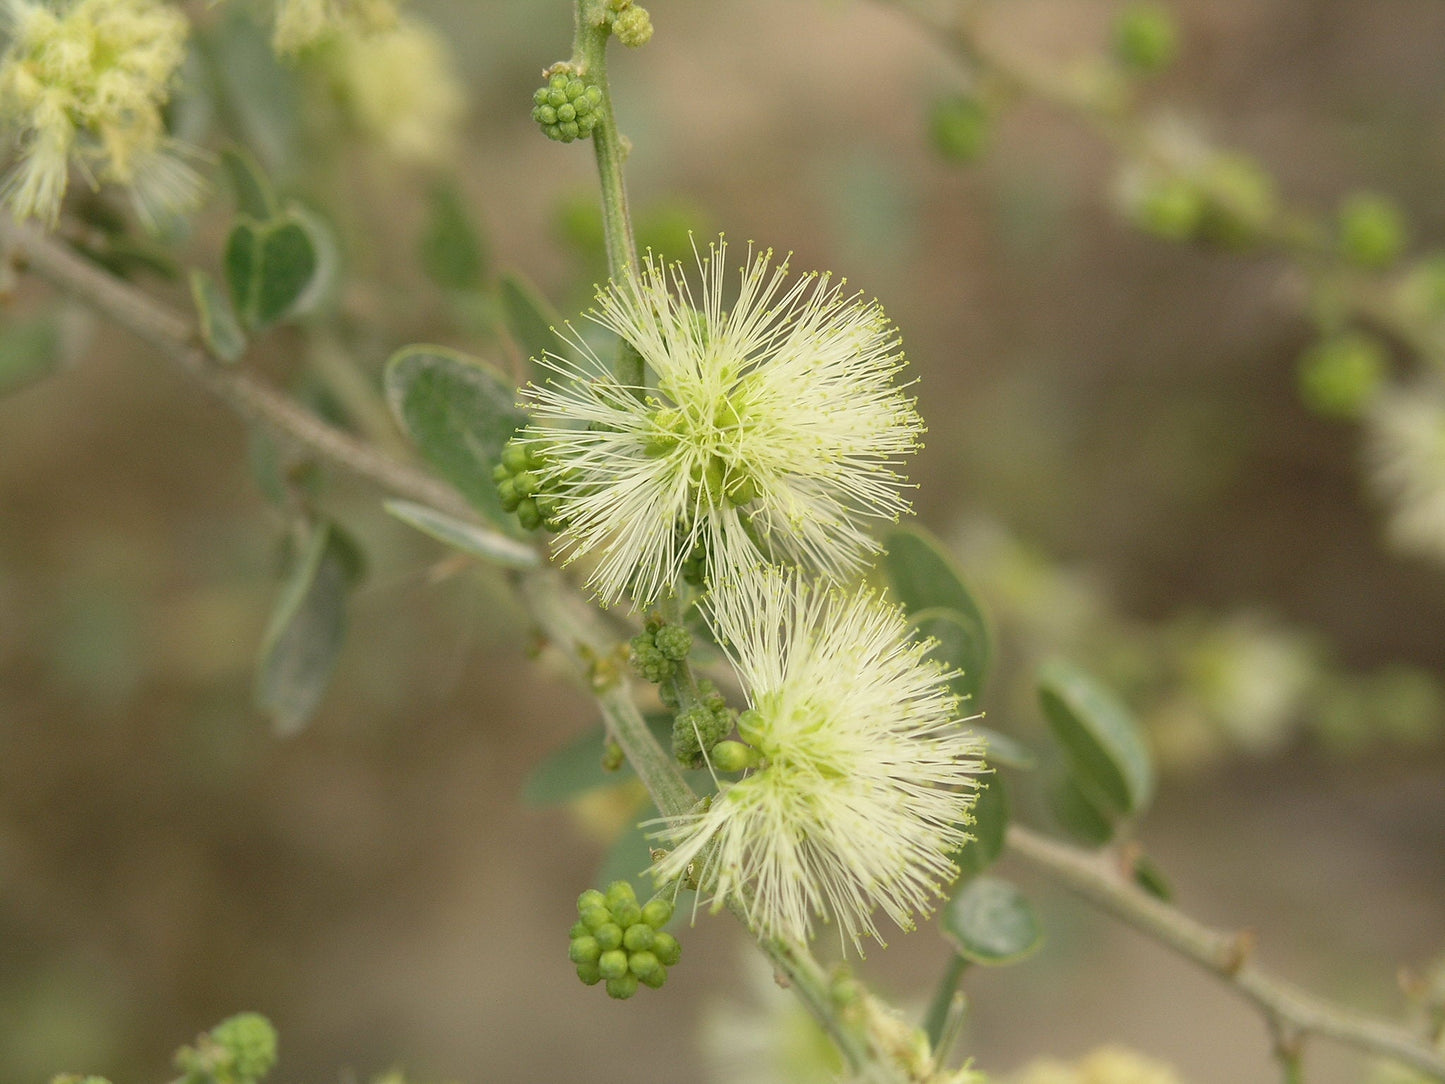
[922,953,968,1052]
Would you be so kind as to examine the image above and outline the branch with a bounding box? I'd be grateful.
[1006,824,1445,1079]
[0,217,478,523]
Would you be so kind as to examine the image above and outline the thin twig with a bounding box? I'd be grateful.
[1006,824,1445,1079]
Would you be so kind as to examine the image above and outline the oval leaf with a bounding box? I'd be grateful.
[384,500,538,569]
[912,606,987,707]
[420,184,486,291]
[954,774,1008,879]
[384,345,526,524]
[884,525,991,694]
[943,876,1042,965]
[220,145,277,220]
[190,269,246,363]
[255,521,361,737]
[499,271,564,374]
[1037,658,1154,818]
[974,725,1037,771]
[253,218,318,326]
[1047,769,1117,848]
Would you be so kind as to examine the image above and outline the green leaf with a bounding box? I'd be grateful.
[203,9,301,173]
[1047,769,1116,847]
[942,876,1043,965]
[0,314,61,396]
[912,606,987,707]
[255,521,362,737]
[420,184,486,291]
[598,807,659,905]
[219,145,277,220]
[384,345,526,523]
[384,500,538,569]
[974,725,1037,771]
[224,214,321,330]
[954,774,1008,879]
[190,270,246,363]
[224,220,259,318]
[523,715,672,806]
[499,271,564,373]
[884,525,990,694]
[1037,658,1154,818]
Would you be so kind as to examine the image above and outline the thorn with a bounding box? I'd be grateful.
[1223,929,1256,975]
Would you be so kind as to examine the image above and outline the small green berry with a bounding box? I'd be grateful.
[598,949,629,980]
[652,931,681,966]
[641,898,673,928]
[576,961,602,985]
[628,950,661,978]
[594,922,624,950]
[569,935,602,964]
[623,923,655,951]
[606,973,640,999]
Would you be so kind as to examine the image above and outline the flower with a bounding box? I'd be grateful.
[272,0,396,55]
[651,569,986,953]
[0,0,204,229]
[1365,383,1445,565]
[521,238,923,609]
[1009,1044,1185,1084]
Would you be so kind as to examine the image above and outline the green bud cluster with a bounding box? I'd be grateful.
[628,618,692,684]
[1125,154,1275,249]
[670,679,735,769]
[173,1012,279,1084]
[1112,3,1179,75]
[569,881,681,998]
[1338,193,1406,270]
[928,93,991,165]
[494,438,564,532]
[608,0,653,48]
[532,72,604,143]
[1296,332,1388,418]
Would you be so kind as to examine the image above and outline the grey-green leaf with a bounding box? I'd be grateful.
[255,522,361,737]
[1037,658,1154,818]
[1047,769,1117,847]
[599,808,660,905]
[253,219,318,326]
[420,184,486,291]
[912,606,988,707]
[954,774,1008,879]
[220,145,277,220]
[974,725,1037,771]
[384,500,538,569]
[523,716,672,806]
[224,221,259,319]
[499,271,564,374]
[884,525,991,694]
[384,345,526,524]
[190,270,246,363]
[942,876,1043,965]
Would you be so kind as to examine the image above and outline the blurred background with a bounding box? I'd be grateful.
[2,0,1444,1081]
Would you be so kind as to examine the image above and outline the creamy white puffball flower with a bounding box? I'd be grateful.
[1365,383,1445,565]
[651,569,986,954]
[521,238,923,609]
[0,0,203,228]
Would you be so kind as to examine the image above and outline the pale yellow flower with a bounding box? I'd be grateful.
[272,0,395,56]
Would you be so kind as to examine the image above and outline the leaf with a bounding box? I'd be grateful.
[224,214,321,330]
[1047,769,1116,848]
[203,9,301,173]
[255,522,362,737]
[0,314,61,396]
[1037,658,1154,818]
[974,725,1037,771]
[954,773,1008,879]
[420,184,486,291]
[884,525,990,695]
[498,271,564,373]
[220,145,277,220]
[912,606,988,707]
[599,807,660,905]
[523,715,673,806]
[384,345,526,523]
[190,270,246,363]
[943,876,1042,965]
[1131,852,1173,902]
[384,500,538,569]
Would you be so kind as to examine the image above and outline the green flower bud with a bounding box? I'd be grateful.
[652,931,681,966]
[623,923,655,951]
[581,905,611,931]
[557,102,576,123]
[638,965,668,989]
[513,471,540,498]
[502,442,531,473]
[491,463,511,484]
[641,898,674,928]
[605,973,640,999]
[517,497,543,531]
[547,87,567,108]
[710,740,757,773]
[1339,193,1406,270]
[566,78,586,100]
[559,120,580,141]
[928,94,990,164]
[533,104,558,126]
[569,935,602,964]
[569,921,589,940]
[598,948,629,980]
[1132,175,1204,242]
[1113,3,1178,75]
[605,880,638,909]
[497,477,521,512]
[628,950,661,978]
[737,708,765,745]
[576,961,602,985]
[209,1012,278,1083]
[1297,332,1387,418]
[653,624,691,662]
[612,901,642,929]
[1198,154,1275,249]
[594,921,624,950]
[577,888,607,913]
[601,739,625,772]
[612,5,652,47]
[532,87,549,106]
